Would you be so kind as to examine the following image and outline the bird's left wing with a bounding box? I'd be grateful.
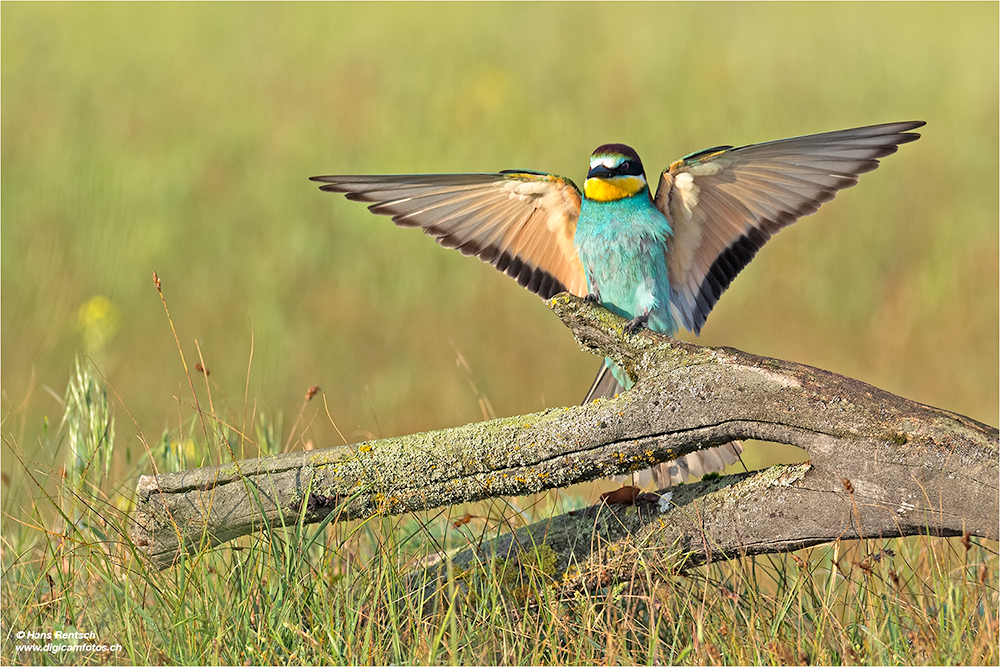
[311,171,588,299]
[655,121,924,334]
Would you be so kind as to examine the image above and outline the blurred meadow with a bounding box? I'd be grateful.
[2,4,998,664]
[3,1,998,500]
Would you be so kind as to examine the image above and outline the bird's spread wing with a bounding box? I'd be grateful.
[311,171,588,299]
[654,121,924,334]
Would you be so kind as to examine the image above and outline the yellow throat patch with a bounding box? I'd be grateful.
[583,175,646,202]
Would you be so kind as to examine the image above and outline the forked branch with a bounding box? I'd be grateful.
[131,295,998,571]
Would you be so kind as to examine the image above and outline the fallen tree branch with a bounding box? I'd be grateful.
[131,294,998,570]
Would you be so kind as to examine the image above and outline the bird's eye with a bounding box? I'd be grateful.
[618,161,630,173]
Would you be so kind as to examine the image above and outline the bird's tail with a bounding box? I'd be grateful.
[583,361,745,488]
[582,362,621,403]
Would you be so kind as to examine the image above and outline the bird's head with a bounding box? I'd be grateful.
[584,144,648,202]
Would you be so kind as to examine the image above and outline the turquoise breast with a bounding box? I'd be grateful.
[574,196,676,336]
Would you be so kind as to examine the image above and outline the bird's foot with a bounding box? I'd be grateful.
[584,292,600,304]
[625,313,649,334]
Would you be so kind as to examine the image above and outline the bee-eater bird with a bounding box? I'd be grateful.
[312,121,924,487]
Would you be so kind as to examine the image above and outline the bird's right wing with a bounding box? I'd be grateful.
[655,121,924,334]
[311,171,588,299]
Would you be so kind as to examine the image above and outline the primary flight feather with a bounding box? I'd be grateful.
[312,121,924,487]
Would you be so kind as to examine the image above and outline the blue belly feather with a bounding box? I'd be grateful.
[574,194,675,389]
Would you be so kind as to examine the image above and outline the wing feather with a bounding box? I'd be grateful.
[656,121,924,333]
[311,172,588,298]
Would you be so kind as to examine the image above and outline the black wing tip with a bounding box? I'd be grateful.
[311,176,355,193]
[895,131,923,145]
[831,120,925,135]
[311,175,350,188]
[889,120,925,144]
[844,120,925,166]
[311,176,386,195]
[842,120,926,147]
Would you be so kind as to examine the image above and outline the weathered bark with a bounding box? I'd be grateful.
[131,294,999,571]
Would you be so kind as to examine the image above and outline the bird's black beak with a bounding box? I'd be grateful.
[587,164,616,179]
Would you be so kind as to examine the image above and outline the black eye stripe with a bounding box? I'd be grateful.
[587,154,645,179]
[615,159,643,176]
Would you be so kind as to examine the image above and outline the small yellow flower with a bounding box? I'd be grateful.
[77,295,120,356]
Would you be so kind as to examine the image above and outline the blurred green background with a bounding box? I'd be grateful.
[2,3,997,490]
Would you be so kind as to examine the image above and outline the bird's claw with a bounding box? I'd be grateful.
[584,292,600,304]
[625,314,649,334]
